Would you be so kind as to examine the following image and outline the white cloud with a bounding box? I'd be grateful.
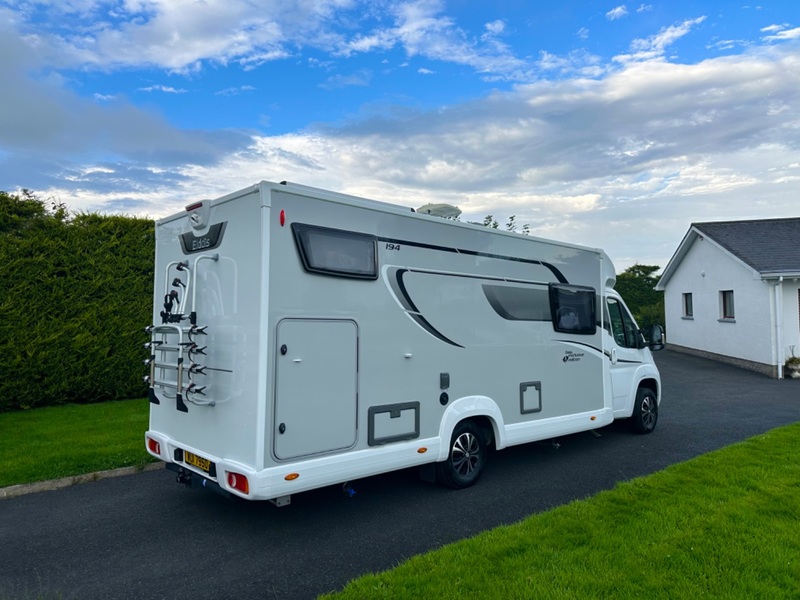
[319,69,372,89]
[138,85,187,93]
[615,16,707,62]
[763,26,800,42]
[606,5,628,21]
[3,3,800,270]
[33,43,798,270]
[760,23,789,33]
[483,20,505,37]
[215,85,256,96]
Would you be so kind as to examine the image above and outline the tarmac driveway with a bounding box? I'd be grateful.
[1,350,798,600]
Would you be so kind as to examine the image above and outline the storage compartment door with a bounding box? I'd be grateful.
[274,319,358,460]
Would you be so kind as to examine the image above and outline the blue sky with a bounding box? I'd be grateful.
[1,0,799,269]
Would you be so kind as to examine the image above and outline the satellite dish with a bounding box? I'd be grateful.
[416,203,462,218]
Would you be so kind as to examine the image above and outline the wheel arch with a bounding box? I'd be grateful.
[436,395,505,462]
[638,377,660,405]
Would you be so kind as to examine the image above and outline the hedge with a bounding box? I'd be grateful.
[0,191,154,411]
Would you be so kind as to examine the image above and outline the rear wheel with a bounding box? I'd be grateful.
[631,387,658,434]
[436,420,487,489]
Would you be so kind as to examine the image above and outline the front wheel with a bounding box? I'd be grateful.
[631,387,658,434]
[436,420,487,489]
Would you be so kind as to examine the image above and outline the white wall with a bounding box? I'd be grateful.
[780,282,800,362]
[664,236,773,365]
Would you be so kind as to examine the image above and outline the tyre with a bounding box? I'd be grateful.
[631,387,658,434]
[436,420,487,489]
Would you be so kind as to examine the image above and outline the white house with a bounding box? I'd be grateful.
[656,217,800,378]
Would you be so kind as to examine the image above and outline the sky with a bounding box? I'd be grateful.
[1,0,799,271]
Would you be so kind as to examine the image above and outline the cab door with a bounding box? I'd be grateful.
[604,295,644,415]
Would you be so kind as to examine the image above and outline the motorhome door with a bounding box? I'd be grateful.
[274,319,358,460]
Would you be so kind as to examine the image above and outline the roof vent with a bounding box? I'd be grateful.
[416,203,462,219]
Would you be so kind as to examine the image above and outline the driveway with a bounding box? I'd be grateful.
[1,350,798,600]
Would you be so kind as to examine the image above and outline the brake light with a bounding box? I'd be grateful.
[146,437,161,455]
[227,471,250,494]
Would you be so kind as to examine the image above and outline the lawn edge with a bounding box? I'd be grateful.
[0,462,164,500]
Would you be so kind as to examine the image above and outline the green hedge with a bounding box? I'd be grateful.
[0,191,154,411]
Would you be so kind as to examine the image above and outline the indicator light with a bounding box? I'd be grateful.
[280,209,286,226]
[284,473,299,481]
[417,448,428,453]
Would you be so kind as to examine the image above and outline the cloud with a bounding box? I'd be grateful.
[763,26,800,42]
[215,85,256,96]
[615,16,707,62]
[606,5,628,21]
[0,19,252,188]
[319,70,372,89]
[3,3,800,269]
[138,85,188,94]
[8,0,527,82]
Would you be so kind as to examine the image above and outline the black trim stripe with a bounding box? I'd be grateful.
[378,236,568,283]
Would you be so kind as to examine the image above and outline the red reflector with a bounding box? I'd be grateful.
[147,438,161,455]
[227,472,249,494]
[279,209,286,226]
[186,202,203,212]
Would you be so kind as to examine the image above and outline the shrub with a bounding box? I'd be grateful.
[0,191,154,411]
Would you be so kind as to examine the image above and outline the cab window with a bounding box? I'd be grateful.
[606,297,641,348]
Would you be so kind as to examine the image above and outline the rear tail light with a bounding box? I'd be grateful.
[146,437,161,456]
[227,471,250,495]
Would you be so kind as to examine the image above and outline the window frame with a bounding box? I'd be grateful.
[720,289,735,320]
[549,283,597,335]
[291,223,379,280]
[682,292,694,318]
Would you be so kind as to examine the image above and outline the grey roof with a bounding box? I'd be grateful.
[656,216,800,290]
[694,217,800,274]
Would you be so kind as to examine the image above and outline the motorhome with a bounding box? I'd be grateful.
[144,181,663,505]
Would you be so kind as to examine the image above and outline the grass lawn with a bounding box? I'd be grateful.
[323,422,800,599]
[0,398,154,488]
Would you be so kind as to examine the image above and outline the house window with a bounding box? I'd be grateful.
[720,290,735,320]
[682,293,693,318]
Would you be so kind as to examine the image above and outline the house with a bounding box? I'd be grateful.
[655,217,800,378]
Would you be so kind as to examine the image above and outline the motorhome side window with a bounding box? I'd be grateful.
[606,297,640,348]
[549,284,597,334]
[291,223,378,279]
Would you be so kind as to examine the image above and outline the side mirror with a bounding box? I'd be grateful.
[648,324,665,351]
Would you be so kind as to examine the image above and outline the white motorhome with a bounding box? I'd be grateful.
[144,181,663,505]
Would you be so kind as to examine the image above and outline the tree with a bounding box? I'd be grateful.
[614,264,665,330]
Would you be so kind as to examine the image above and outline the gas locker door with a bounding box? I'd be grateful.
[274,319,358,460]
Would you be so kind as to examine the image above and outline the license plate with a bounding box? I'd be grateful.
[184,450,212,474]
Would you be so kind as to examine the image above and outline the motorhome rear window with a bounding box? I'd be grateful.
[292,223,378,279]
[549,283,597,335]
